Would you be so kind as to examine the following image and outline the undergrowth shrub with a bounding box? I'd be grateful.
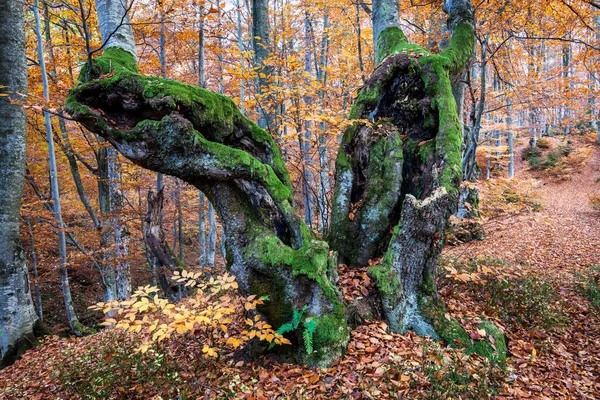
[481,179,542,218]
[536,137,552,149]
[419,342,507,400]
[440,258,566,329]
[52,332,188,399]
[588,192,600,213]
[578,266,600,309]
[523,140,591,179]
[485,275,566,328]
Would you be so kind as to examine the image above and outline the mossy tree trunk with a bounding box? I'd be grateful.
[329,0,476,334]
[66,52,348,365]
[65,0,503,366]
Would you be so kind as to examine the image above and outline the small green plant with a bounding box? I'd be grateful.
[578,266,600,309]
[53,332,187,399]
[271,305,317,354]
[421,342,507,400]
[523,146,543,167]
[485,275,566,328]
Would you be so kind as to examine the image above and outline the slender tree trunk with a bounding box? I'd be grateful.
[507,99,514,179]
[145,189,178,300]
[108,148,131,299]
[97,145,117,302]
[252,0,274,130]
[236,0,246,114]
[207,202,217,267]
[197,5,208,267]
[562,44,571,135]
[356,2,366,83]
[317,15,331,232]
[198,193,206,265]
[34,0,82,334]
[301,13,316,228]
[0,0,40,367]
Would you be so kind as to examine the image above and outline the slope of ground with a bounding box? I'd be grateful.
[444,134,600,398]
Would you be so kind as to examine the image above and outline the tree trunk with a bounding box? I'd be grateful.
[24,218,43,322]
[34,0,82,334]
[145,189,178,299]
[108,148,131,299]
[252,0,274,130]
[207,202,217,267]
[506,99,514,179]
[97,143,118,302]
[66,50,349,365]
[329,0,477,338]
[0,0,40,367]
[66,0,501,366]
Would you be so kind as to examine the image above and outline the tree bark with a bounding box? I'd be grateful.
[66,0,501,366]
[66,52,349,365]
[0,0,40,367]
[329,0,476,338]
[252,0,274,130]
[145,189,178,299]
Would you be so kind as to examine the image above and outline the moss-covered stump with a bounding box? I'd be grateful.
[66,47,347,367]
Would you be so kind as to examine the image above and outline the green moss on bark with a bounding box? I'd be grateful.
[246,227,349,366]
[375,27,430,65]
[79,47,138,83]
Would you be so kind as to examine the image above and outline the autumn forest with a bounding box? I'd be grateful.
[1,0,600,398]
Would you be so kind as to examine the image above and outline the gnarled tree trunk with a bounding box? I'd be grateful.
[66,0,503,366]
[328,0,476,337]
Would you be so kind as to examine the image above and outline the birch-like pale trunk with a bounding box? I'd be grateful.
[94,0,133,300]
[24,218,43,321]
[108,148,131,299]
[317,15,331,232]
[197,4,207,266]
[562,43,572,135]
[95,0,137,58]
[34,0,82,334]
[507,99,514,179]
[252,0,274,130]
[0,0,40,367]
[300,12,316,228]
[236,0,246,114]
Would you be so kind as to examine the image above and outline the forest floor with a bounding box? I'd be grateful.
[1,134,600,399]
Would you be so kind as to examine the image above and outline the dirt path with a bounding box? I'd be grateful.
[448,141,600,275]
[445,138,600,399]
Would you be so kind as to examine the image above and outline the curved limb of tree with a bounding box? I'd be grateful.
[66,50,348,366]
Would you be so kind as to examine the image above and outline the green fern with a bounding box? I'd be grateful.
[269,305,313,351]
[303,320,316,354]
[276,321,295,335]
[292,305,308,328]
